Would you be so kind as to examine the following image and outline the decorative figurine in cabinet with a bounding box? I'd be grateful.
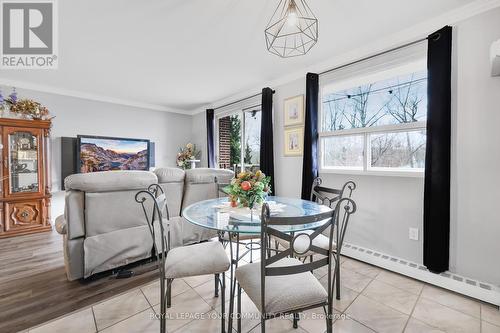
[0,118,52,238]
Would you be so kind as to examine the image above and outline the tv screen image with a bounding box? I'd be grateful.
[78,135,150,173]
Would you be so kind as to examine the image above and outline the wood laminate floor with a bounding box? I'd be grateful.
[0,229,157,333]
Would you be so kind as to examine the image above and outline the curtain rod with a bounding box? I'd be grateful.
[319,37,429,76]
[213,90,275,111]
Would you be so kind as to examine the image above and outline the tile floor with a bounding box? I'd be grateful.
[27,252,500,333]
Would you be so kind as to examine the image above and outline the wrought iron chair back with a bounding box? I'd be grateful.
[309,178,356,251]
[135,184,170,333]
[310,177,356,208]
[258,197,356,324]
[135,184,170,255]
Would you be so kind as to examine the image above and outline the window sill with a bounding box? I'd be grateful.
[319,168,425,178]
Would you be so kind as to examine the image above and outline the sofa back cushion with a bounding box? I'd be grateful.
[65,170,157,192]
[154,168,185,218]
[181,168,234,209]
[64,171,157,237]
[85,190,152,236]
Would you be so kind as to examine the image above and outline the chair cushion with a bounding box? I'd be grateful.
[165,241,230,278]
[235,257,328,315]
[275,230,336,256]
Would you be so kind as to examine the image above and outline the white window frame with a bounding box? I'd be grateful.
[214,104,261,172]
[318,60,427,178]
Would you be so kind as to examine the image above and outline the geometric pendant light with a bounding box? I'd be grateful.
[265,0,319,58]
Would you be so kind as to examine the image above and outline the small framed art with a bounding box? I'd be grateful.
[284,126,304,156]
[283,95,304,127]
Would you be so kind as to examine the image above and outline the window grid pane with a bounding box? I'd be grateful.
[322,135,364,169]
[321,70,428,132]
[369,129,426,170]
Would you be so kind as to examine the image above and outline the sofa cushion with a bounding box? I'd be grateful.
[185,168,234,184]
[63,236,85,281]
[152,217,183,251]
[154,167,185,183]
[64,170,157,192]
[182,168,234,209]
[83,225,153,278]
[85,190,149,236]
[154,168,185,217]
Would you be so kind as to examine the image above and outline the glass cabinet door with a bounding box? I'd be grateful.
[7,129,41,195]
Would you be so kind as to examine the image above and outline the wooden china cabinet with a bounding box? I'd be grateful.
[0,118,52,238]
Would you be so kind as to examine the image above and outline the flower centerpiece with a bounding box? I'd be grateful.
[225,170,271,210]
[176,143,201,169]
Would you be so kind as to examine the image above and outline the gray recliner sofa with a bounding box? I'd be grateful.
[56,167,233,281]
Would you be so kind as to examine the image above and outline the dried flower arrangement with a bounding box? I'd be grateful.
[0,88,52,120]
[176,143,201,169]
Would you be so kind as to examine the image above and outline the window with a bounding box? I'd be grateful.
[320,63,427,175]
[216,107,261,173]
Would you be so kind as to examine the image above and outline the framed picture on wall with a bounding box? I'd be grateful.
[283,95,304,126]
[284,126,304,156]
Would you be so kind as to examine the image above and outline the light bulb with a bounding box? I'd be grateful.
[287,11,298,26]
[286,0,298,27]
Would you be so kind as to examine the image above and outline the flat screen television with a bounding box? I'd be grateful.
[77,135,150,173]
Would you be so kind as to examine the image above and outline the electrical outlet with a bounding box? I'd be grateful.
[409,228,419,241]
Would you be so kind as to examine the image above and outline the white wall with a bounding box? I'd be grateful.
[191,111,207,167]
[0,86,192,191]
[273,78,306,197]
[449,7,500,284]
[191,7,500,285]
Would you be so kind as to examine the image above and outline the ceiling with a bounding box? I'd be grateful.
[0,0,479,113]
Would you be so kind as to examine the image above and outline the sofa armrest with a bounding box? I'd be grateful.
[55,215,67,234]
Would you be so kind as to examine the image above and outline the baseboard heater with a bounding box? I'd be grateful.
[341,243,500,306]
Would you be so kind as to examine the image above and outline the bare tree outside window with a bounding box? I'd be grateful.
[321,70,427,171]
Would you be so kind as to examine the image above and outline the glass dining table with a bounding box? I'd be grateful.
[183,196,333,331]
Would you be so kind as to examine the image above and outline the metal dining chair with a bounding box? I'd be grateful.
[135,184,231,333]
[309,178,356,300]
[235,198,356,333]
[215,176,261,263]
[274,178,356,300]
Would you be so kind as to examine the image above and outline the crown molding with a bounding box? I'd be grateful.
[0,78,190,115]
[2,0,499,117]
[194,0,500,115]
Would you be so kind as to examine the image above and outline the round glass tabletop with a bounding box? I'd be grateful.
[182,196,332,234]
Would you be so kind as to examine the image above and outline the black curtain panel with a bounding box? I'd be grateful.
[423,26,452,273]
[301,73,319,200]
[260,87,276,194]
[206,109,216,168]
